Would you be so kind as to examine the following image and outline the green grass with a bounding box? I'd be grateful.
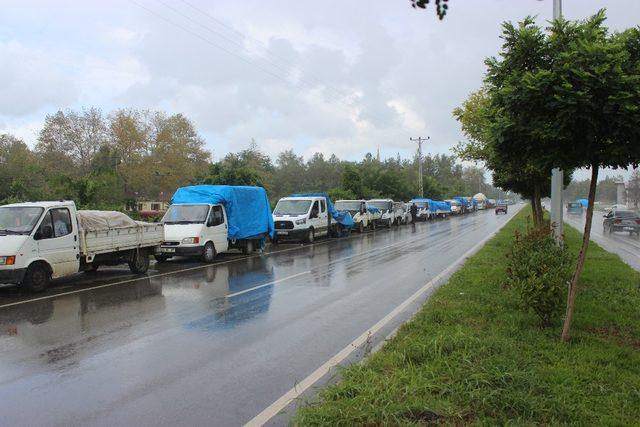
[295,208,640,425]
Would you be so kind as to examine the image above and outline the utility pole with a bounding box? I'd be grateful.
[550,0,563,241]
[410,136,429,198]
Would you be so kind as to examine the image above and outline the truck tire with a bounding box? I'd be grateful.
[386,219,392,228]
[154,255,169,263]
[23,262,50,293]
[357,222,364,233]
[202,242,216,263]
[242,240,254,255]
[305,228,315,243]
[370,220,376,231]
[129,250,150,274]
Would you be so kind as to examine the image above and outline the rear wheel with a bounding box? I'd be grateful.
[358,222,364,233]
[386,219,392,228]
[370,220,377,231]
[154,254,169,263]
[129,250,150,274]
[23,263,50,293]
[202,242,216,263]
[242,240,255,255]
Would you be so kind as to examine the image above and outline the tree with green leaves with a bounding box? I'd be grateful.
[463,12,640,341]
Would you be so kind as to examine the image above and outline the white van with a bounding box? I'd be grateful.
[272,196,330,243]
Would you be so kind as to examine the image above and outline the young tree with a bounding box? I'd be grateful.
[477,12,640,341]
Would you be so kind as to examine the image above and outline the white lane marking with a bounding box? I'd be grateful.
[225,230,452,300]
[225,271,312,298]
[244,208,520,427]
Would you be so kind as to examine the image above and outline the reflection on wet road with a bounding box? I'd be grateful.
[0,208,519,426]
[565,213,640,272]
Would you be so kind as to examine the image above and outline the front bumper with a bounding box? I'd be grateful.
[273,228,308,241]
[0,268,26,285]
[158,245,204,257]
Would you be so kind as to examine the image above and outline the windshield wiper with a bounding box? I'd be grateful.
[0,229,24,235]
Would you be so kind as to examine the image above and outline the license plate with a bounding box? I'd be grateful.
[161,247,176,253]
[276,231,288,235]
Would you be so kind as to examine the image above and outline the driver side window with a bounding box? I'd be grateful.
[36,212,54,240]
[310,201,319,218]
[208,206,224,226]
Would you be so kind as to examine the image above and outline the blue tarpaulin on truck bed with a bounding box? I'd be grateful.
[433,200,451,213]
[577,198,589,207]
[289,193,354,228]
[171,185,275,239]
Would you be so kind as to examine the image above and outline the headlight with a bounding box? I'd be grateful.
[181,237,200,244]
[0,256,16,265]
[295,219,306,225]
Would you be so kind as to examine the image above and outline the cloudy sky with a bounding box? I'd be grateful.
[1,0,639,177]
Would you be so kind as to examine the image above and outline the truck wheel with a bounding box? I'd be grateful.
[387,219,392,228]
[84,263,100,273]
[154,255,169,263]
[23,262,50,293]
[305,229,315,243]
[358,222,364,233]
[202,242,216,263]
[129,250,150,274]
[242,240,255,255]
[370,220,376,231]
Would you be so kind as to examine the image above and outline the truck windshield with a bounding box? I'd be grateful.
[335,201,361,211]
[0,207,44,235]
[369,201,391,211]
[162,205,210,224]
[414,202,428,208]
[273,200,312,216]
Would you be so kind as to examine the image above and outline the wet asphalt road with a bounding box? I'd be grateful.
[565,212,640,272]
[0,207,520,427]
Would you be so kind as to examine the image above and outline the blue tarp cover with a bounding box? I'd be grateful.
[577,198,589,207]
[367,206,381,214]
[289,193,354,227]
[410,198,434,211]
[453,196,473,208]
[433,201,451,212]
[171,185,275,239]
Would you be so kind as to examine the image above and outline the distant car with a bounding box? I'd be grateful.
[495,201,508,215]
[603,209,640,237]
[566,202,584,215]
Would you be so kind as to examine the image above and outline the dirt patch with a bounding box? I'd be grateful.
[588,326,640,350]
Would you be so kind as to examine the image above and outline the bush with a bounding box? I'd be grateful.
[506,226,572,326]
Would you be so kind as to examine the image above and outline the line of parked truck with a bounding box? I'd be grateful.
[0,185,496,292]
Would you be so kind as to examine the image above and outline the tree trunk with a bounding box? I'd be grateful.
[530,197,539,226]
[532,182,543,226]
[561,165,599,342]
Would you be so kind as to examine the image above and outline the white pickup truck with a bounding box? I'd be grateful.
[0,201,163,292]
[334,200,381,233]
[368,199,401,227]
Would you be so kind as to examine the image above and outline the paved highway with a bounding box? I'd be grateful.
[565,212,640,272]
[0,207,520,427]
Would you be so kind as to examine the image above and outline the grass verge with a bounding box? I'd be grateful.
[295,208,640,425]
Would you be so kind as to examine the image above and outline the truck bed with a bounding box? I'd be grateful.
[80,223,164,256]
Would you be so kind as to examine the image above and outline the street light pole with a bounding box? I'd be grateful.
[550,0,563,241]
[410,136,429,198]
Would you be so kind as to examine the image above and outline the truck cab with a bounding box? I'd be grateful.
[159,203,229,262]
[272,196,329,243]
[368,199,397,227]
[0,201,80,290]
[335,200,380,233]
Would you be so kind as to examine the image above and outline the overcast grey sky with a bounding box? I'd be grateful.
[1,0,638,178]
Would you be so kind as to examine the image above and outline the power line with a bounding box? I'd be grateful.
[129,0,396,130]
